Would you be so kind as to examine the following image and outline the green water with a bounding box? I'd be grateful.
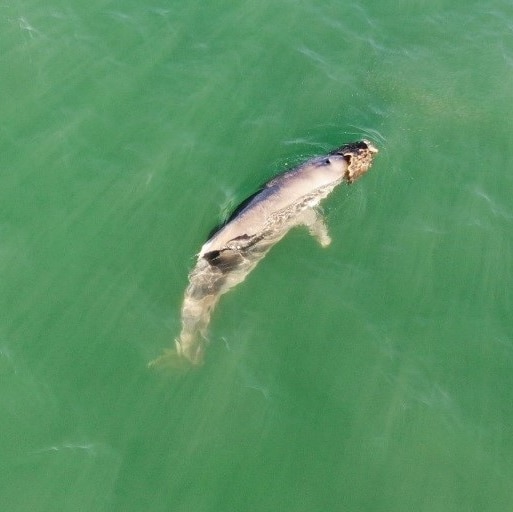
[2,1,513,510]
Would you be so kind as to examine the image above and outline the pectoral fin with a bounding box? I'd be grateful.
[300,209,331,247]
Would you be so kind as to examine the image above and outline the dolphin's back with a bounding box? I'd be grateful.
[199,154,348,257]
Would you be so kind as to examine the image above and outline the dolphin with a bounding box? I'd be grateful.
[150,140,378,367]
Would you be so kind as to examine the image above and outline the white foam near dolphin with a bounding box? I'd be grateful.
[150,140,378,367]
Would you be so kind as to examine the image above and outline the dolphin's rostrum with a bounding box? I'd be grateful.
[151,140,378,367]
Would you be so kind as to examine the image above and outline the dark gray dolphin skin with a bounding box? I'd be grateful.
[150,140,378,367]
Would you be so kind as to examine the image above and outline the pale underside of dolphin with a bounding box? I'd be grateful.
[150,140,378,367]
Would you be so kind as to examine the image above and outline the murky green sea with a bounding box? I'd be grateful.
[2,1,513,510]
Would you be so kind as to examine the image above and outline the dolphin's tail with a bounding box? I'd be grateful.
[150,248,262,368]
[173,271,224,365]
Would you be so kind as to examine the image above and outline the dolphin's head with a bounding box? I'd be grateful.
[331,140,378,184]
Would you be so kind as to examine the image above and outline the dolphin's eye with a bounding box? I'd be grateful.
[323,158,331,165]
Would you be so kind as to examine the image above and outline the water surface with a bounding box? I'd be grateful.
[1,1,513,510]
